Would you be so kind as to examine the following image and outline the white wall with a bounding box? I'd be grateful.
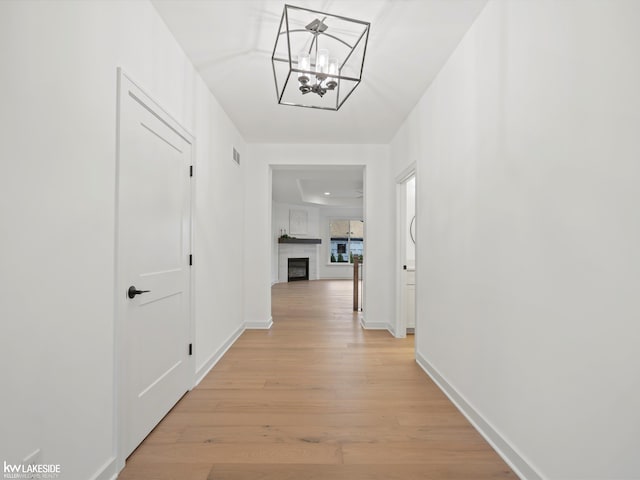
[390,1,640,478]
[272,202,321,239]
[0,1,245,478]
[246,144,393,330]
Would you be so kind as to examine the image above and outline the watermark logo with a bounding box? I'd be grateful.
[3,461,60,479]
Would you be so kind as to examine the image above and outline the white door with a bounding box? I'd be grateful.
[404,176,416,333]
[117,72,192,459]
[404,269,416,331]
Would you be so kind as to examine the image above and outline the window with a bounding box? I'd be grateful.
[329,219,363,264]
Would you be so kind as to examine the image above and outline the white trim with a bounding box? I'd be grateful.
[188,126,197,390]
[387,323,397,337]
[395,162,417,184]
[89,456,117,480]
[415,351,544,480]
[361,165,367,318]
[359,317,392,333]
[194,324,245,386]
[245,317,274,329]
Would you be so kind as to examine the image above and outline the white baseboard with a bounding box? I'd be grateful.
[415,351,543,480]
[245,317,273,329]
[359,317,392,332]
[194,324,245,386]
[89,456,117,480]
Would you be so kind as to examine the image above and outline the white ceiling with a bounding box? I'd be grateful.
[151,0,488,144]
[272,165,364,207]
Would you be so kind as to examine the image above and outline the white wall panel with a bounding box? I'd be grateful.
[0,1,245,477]
[390,1,640,478]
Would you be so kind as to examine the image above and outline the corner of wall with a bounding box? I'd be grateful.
[89,456,118,480]
[359,316,393,334]
[194,324,246,386]
[415,350,543,480]
[245,317,273,330]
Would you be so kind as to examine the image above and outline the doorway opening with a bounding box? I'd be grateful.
[271,165,365,317]
[395,167,416,338]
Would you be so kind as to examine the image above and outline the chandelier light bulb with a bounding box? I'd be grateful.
[316,49,329,79]
[327,57,339,90]
[298,52,310,83]
[328,58,338,76]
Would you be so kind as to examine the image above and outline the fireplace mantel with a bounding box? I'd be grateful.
[278,238,321,244]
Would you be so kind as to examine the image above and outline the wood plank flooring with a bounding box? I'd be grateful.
[118,280,517,480]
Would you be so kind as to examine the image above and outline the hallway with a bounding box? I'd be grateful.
[118,280,516,479]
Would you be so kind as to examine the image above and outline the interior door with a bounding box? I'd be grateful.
[405,268,416,331]
[117,72,192,459]
[404,176,416,333]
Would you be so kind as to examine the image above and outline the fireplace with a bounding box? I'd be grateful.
[288,257,309,282]
[278,244,318,283]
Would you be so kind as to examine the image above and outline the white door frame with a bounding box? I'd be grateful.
[394,164,416,338]
[114,69,196,471]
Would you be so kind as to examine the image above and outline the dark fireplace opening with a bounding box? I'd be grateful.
[288,257,309,282]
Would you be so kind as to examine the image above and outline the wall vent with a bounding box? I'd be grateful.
[232,147,240,165]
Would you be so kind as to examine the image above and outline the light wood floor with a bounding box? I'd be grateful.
[119,280,517,479]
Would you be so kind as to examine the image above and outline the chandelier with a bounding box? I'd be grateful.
[271,4,370,111]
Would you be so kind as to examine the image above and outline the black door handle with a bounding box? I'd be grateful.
[128,286,150,299]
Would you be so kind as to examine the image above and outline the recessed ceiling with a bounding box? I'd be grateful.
[151,0,488,144]
[272,166,364,207]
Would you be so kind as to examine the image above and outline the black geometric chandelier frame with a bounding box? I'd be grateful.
[271,4,370,111]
